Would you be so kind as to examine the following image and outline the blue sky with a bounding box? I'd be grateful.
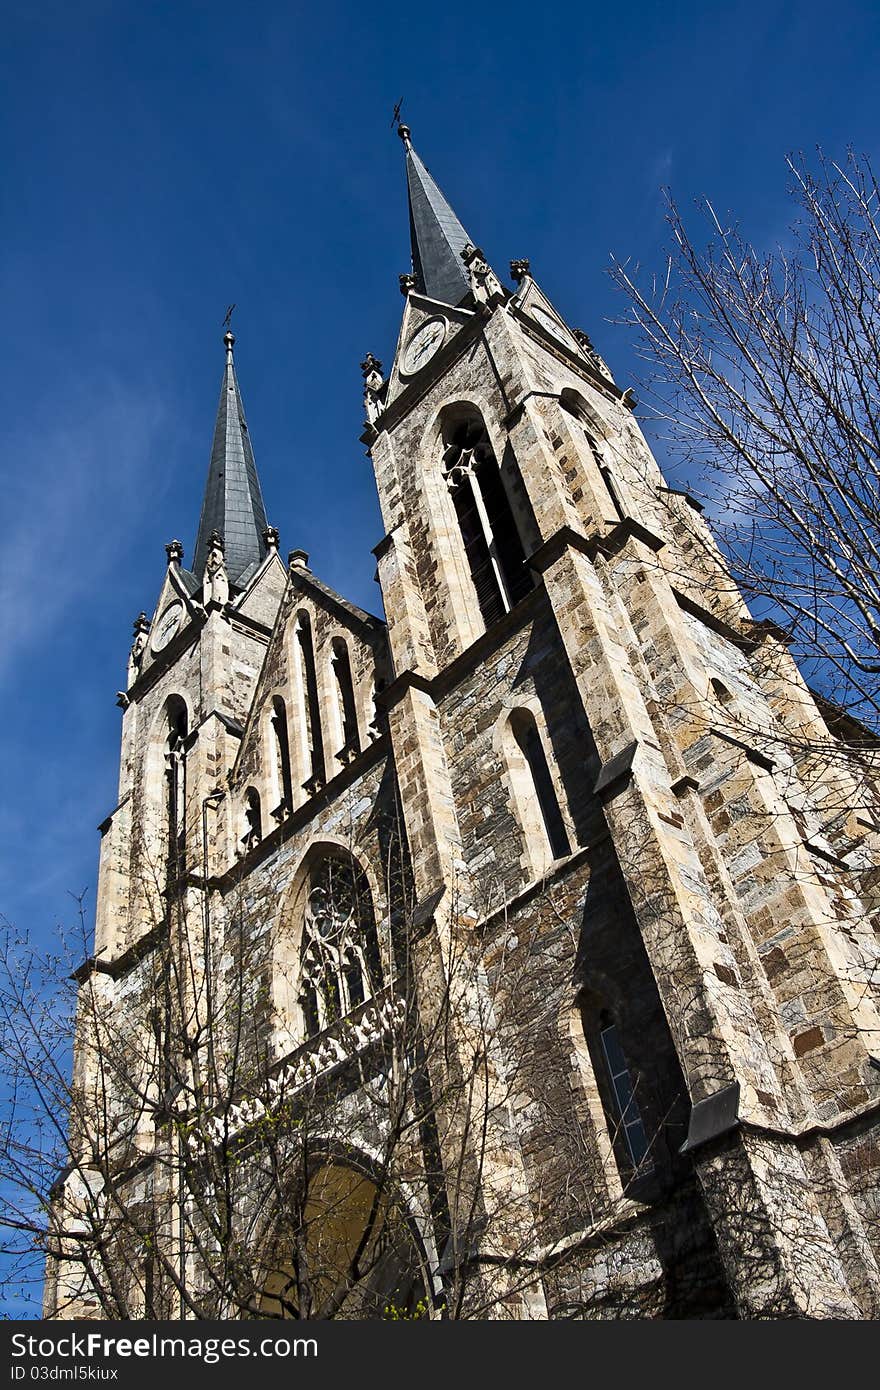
[1,0,879,1309]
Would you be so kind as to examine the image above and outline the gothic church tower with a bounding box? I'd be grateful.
[45,128,880,1321]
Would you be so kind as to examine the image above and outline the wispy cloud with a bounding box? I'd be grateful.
[0,373,170,684]
[648,147,674,191]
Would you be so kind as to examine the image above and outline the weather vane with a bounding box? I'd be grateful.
[222,303,236,330]
[391,98,404,130]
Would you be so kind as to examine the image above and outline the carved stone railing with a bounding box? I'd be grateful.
[192,989,406,1150]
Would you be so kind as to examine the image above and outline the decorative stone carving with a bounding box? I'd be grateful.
[203,530,229,607]
[462,243,504,309]
[572,327,613,380]
[360,352,386,423]
[126,612,150,689]
[193,992,407,1149]
[399,272,417,296]
[360,352,383,381]
[510,258,531,283]
[288,548,310,572]
[263,525,280,552]
[165,538,184,566]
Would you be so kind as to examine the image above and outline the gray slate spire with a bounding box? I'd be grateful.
[193,331,269,588]
[400,125,473,307]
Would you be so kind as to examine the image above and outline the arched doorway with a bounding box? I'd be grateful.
[260,1162,430,1319]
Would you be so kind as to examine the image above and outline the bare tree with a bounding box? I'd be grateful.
[613,148,880,736]
[1,825,672,1321]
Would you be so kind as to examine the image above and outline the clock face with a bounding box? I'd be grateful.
[401,317,447,376]
[151,602,183,653]
[530,305,575,350]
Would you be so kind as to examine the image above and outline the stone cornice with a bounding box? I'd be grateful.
[672,587,758,652]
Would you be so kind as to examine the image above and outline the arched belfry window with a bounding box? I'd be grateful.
[559,390,625,521]
[505,708,570,873]
[330,637,360,763]
[164,697,188,885]
[441,408,532,628]
[299,855,383,1038]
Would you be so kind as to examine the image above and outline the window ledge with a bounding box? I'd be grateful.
[473,838,608,937]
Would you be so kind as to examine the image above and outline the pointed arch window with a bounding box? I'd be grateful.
[164,697,188,886]
[579,998,651,1179]
[505,708,570,873]
[441,409,533,628]
[559,390,625,521]
[270,696,294,819]
[330,637,360,763]
[299,856,383,1038]
[294,613,325,795]
[242,787,263,851]
[599,1015,650,1169]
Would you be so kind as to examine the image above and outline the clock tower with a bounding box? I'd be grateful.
[45,124,880,1322]
[94,330,288,964]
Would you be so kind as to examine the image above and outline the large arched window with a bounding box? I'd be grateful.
[298,855,383,1038]
[503,708,570,875]
[441,408,532,628]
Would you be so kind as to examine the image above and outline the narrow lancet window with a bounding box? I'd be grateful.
[560,391,625,521]
[271,696,293,818]
[599,1015,650,1169]
[441,410,532,628]
[295,614,325,793]
[330,637,360,762]
[243,788,262,850]
[164,698,188,885]
[507,708,570,869]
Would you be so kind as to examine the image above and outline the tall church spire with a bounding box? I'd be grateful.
[399,124,474,308]
[193,330,269,588]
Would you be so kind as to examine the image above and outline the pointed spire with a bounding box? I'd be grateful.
[399,124,474,308]
[193,330,269,588]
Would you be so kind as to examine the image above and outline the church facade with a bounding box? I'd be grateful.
[45,127,880,1320]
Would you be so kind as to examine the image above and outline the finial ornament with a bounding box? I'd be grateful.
[360,352,383,378]
[399,272,416,296]
[223,330,235,358]
[165,539,184,566]
[361,353,386,425]
[573,327,613,381]
[461,244,504,310]
[126,613,150,689]
[510,258,531,284]
[397,123,412,150]
[263,525,280,551]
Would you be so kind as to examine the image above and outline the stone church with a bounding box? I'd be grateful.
[45,126,880,1320]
